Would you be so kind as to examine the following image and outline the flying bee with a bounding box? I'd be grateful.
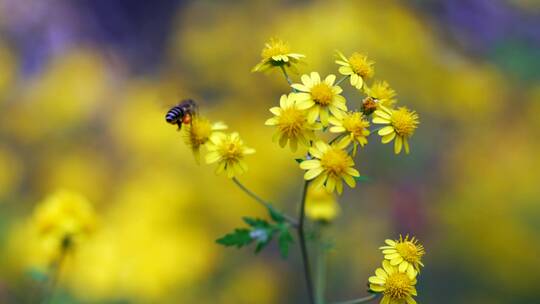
[165,99,198,130]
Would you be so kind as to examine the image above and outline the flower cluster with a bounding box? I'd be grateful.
[257,38,419,195]
[368,235,426,304]
[181,114,255,178]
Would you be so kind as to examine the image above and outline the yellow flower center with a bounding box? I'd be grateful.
[278,107,307,137]
[262,39,290,59]
[310,83,334,106]
[391,108,418,137]
[187,118,212,148]
[396,241,422,263]
[342,113,369,137]
[348,53,374,78]
[320,148,350,176]
[369,81,396,106]
[218,139,243,161]
[385,272,413,299]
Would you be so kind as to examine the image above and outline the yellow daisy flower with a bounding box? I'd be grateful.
[328,111,370,155]
[380,235,425,274]
[265,93,321,152]
[183,116,227,163]
[305,185,340,223]
[373,106,419,154]
[335,51,374,89]
[206,132,255,178]
[364,80,397,108]
[252,37,305,72]
[299,141,360,194]
[369,260,418,304]
[292,72,347,126]
[33,190,97,252]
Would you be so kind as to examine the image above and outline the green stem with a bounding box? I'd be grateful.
[315,224,327,304]
[335,75,349,86]
[298,180,315,304]
[332,294,378,304]
[280,66,298,93]
[231,177,298,227]
[42,238,70,304]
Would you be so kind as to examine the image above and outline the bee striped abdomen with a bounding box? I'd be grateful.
[165,106,184,123]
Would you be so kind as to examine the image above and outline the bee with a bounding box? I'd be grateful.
[165,99,198,130]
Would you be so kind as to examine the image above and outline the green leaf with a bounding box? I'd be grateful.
[295,158,304,164]
[27,269,48,282]
[277,225,294,258]
[267,206,285,223]
[242,217,270,228]
[216,228,253,248]
[354,175,370,182]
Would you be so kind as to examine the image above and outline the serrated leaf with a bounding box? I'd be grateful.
[295,158,304,164]
[242,217,269,228]
[278,226,294,258]
[354,175,370,182]
[216,228,253,248]
[267,206,285,223]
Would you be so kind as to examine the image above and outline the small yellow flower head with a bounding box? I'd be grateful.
[292,72,347,126]
[252,38,305,72]
[373,106,419,154]
[380,235,425,274]
[265,94,321,152]
[369,260,418,304]
[183,116,227,163]
[329,112,370,155]
[335,51,374,89]
[206,132,255,178]
[365,80,397,108]
[305,185,340,223]
[32,190,97,250]
[300,141,360,194]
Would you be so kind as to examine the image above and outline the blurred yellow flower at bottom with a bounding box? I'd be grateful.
[306,185,340,222]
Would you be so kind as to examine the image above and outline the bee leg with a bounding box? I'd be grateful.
[177,122,183,131]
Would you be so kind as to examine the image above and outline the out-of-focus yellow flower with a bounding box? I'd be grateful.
[365,80,397,108]
[31,190,97,262]
[265,93,321,152]
[206,132,255,178]
[369,260,418,304]
[329,111,370,155]
[292,72,347,126]
[0,146,22,199]
[373,106,419,154]
[380,235,425,274]
[183,116,227,163]
[252,37,305,72]
[300,141,359,194]
[305,185,340,222]
[335,51,374,89]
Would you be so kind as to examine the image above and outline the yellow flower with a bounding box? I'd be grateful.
[32,190,97,250]
[183,116,227,163]
[335,51,374,89]
[329,112,370,155]
[252,38,305,72]
[369,260,418,304]
[365,80,397,108]
[206,132,255,178]
[380,235,425,274]
[265,94,321,152]
[373,106,419,154]
[305,185,340,223]
[299,141,359,194]
[292,72,347,126]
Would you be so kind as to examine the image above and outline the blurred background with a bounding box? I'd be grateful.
[1,0,539,303]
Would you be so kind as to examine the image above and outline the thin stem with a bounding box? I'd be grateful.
[315,224,327,304]
[335,75,349,86]
[232,177,298,227]
[280,66,298,93]
[42,239,69,304]
[298,180,315,304]
[332,294,377,304]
